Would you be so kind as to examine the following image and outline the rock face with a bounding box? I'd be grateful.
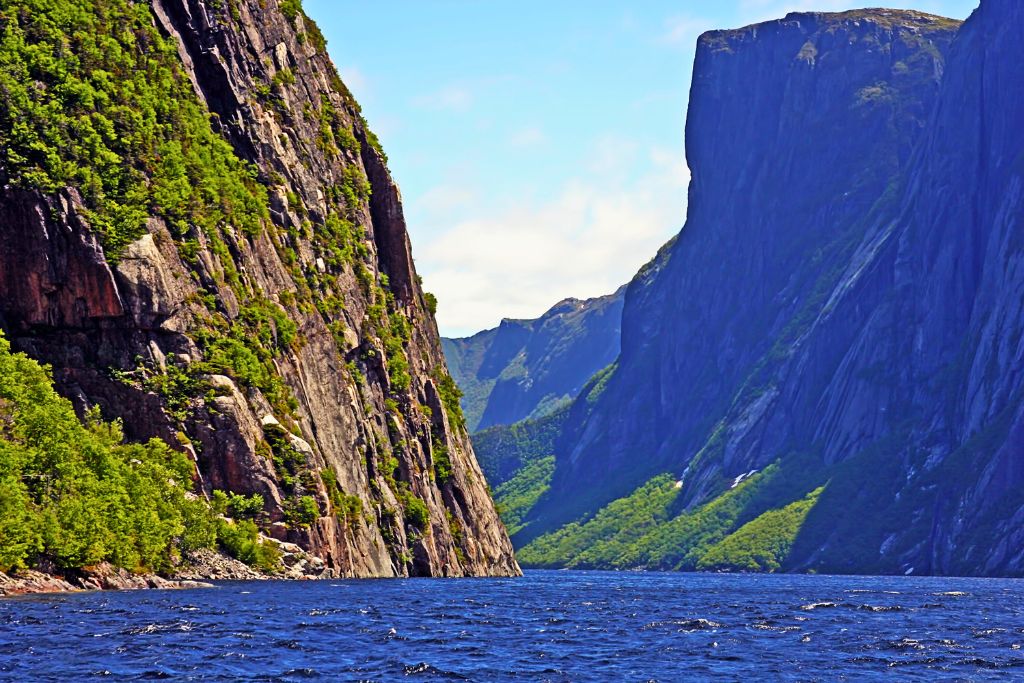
[443,287,624,431]
[0,1,517,578]
[513,5,1024,576]
[525,9,963,537]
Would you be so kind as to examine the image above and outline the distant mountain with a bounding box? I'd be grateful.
[480,4,1024,577]
[442,288,624,431]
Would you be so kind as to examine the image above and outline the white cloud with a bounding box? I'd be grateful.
[508,126,547,148]
[411,84,473,112]
[414,143,690,337]
[417,184,476,215]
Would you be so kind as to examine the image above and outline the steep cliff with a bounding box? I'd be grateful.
[522,9,961,538]
[514,6,1024,575]
[443,287,624,431]
[0,0,517,577]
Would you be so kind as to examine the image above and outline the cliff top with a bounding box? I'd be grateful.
[701,8,962,50]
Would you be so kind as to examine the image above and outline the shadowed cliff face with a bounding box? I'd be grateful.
[519,1,1024,576]
[520,10,961,536]
[443,288,625,432]
[0,0,518,578]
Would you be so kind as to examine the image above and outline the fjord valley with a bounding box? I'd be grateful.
[456,1,1024,578]
[1,0,1021,679]
[0,0,517,592]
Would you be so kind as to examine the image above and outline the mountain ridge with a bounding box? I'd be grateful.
[443,286,624,431]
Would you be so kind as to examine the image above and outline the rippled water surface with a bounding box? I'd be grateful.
[3,571,1024,680]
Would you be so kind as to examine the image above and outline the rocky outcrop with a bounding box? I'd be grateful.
[443,287,624,431]
[0,1,517,578]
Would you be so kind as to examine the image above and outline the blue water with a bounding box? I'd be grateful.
[2,571,1024,681]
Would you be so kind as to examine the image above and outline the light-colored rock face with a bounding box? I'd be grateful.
[0,0,518,578]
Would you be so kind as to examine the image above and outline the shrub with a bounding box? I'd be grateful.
[284,495,320,528]
[432,441,453,485]
[226,493,265,519]
[433,371,467,431]
[0,332,216,573]
[399,490,430,532]
[424,292,438,315]
[216,518,280,572]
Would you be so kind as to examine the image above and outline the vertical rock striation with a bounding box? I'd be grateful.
[0,0,518,577]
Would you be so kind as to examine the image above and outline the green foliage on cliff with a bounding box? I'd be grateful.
[434,370,467,432]
[191,298,301,420]
[215,518,281,572]
[0,333,214,574]
[0,0,269,257]
[284,495,320,528]
[431,440,453,485]
[696,487,824,572]
[493,455,555,536]
[517,454,828,571]
[321,467,363,526]
[399,488,430,531]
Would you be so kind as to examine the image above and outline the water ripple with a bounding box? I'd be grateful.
[1,571,1023,680]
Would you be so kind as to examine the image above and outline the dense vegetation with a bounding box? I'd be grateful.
[0,333,214,573]
[696,487,823,572]
[493,456,554,536]
[471,406,569,537]
[0,0,269,257]
[516,455,829,571]
[0,332,291,575]
[474,406,568,487]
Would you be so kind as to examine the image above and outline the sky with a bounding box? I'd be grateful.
[305,0,978,337]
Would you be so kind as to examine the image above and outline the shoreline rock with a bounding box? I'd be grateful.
[1,541,336,598]
[170,549,268,582]
[0,563,214,598]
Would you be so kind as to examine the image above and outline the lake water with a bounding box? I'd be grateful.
[2,570,1023,681]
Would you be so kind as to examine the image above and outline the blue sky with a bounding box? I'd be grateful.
[305,0,978,337]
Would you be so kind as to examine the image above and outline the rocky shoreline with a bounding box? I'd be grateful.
[0,541,341,598]
[0,564,214,598]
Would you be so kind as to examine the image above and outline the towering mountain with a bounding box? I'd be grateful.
[509,4,1024,576]
[443,287,624,431]
[0,0,517,577]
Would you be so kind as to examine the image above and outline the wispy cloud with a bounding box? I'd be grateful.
[660,14,714,46]
[413,142,690,336]
[508,126,547,148]
[417,184,476,214]
[412,84,474,112]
